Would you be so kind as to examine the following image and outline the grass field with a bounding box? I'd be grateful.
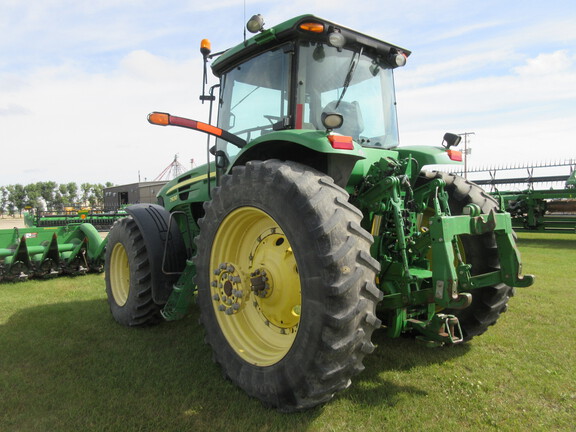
[0,233,574,431]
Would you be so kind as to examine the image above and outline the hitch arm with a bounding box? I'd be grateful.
[429,209,535,306]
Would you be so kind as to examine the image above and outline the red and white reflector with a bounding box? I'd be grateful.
[447,149,463,161]
[328,135,354,150]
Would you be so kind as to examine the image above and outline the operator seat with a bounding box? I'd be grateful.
[322,100,364,138]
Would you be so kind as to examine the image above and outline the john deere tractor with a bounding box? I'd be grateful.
[105,14,533,411]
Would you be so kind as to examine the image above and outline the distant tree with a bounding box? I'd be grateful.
[0,181,115,212]
[90,184,104,208]
[80,183,92,207]
[37,181,57,207]
[57,184,70,208]
[7,184,26,216]
[24,183,42,209]
[0,186,8,216]
[66,182,78,207]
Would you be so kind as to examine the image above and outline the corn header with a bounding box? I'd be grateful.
[0,224,105,282]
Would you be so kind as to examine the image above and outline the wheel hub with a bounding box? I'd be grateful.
[249,268,270,298]
[211,262,245,315]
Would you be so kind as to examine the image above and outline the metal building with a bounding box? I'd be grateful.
[103,181,167,211]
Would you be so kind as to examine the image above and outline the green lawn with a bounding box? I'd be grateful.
[0,233,574,431]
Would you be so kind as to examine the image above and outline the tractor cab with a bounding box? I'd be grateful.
[205,15,410,169]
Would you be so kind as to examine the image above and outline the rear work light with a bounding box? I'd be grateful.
[328,135,354,150]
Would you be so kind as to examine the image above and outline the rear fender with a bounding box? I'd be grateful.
[232,130,366,187]
[125,204,187,304]
[396,145,463,169]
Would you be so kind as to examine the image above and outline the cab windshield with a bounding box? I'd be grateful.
[297,42,400,148]
[216,45,291,159]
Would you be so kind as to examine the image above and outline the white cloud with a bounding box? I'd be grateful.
[397,48,522,87]
[514,50,574,76]
[397,49,576,122]
[0,50,210,185]
[396,48,576,168]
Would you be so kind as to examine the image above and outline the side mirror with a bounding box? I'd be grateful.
[442,133,461,148]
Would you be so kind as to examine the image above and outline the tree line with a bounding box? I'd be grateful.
[0,181,114,216]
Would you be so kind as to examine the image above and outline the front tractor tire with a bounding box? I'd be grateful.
[105,217,163,326]
[195,160,382,412]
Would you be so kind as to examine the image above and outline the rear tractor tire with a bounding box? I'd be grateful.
[195,160,382,412]
[105,217,163,326]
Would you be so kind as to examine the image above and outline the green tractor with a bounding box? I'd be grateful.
[105,14,534,411]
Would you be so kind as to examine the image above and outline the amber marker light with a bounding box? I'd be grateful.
[200,39,211,57]
[148,112,170,126]
[196,122,223,136]
[300,22,324,33]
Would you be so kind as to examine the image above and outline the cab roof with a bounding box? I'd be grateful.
[211,14,411,77]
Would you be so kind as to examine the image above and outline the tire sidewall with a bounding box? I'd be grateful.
[196,161,370,405]
[105,218,148,326]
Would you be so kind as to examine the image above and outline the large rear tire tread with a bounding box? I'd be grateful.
[195,160,381,412]
[105,217,163,327]
[420,170,514,341]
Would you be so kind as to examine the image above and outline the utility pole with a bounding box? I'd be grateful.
[459,132,475,179]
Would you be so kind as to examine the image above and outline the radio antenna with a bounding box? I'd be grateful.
[243,0,247,42]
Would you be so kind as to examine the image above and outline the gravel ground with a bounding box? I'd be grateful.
[0,216,25,229]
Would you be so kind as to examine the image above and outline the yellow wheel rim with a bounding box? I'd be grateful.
[210,207,301,366]
[110,242,130,307]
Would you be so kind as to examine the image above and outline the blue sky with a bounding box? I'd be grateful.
[1,0,575,186]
